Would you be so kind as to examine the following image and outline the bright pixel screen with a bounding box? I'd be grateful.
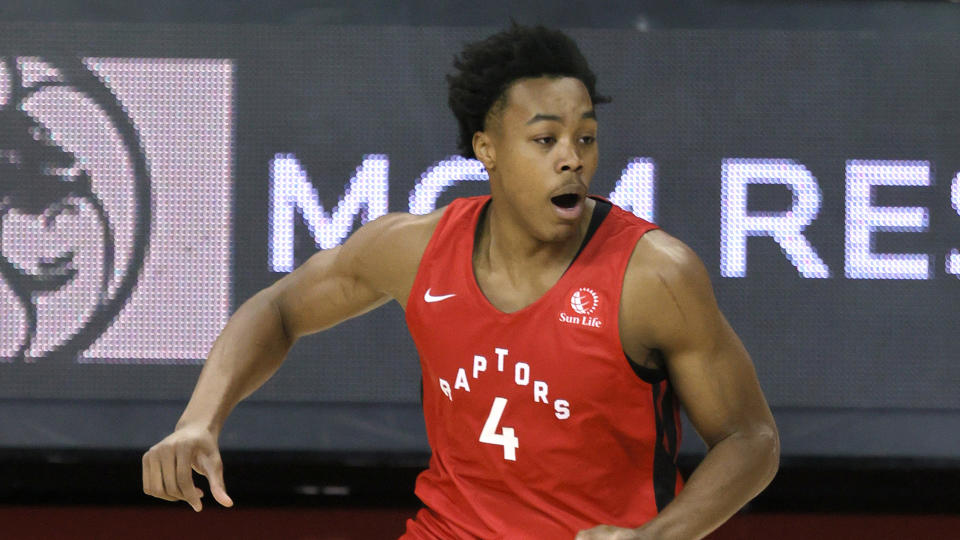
[0,25,957,457]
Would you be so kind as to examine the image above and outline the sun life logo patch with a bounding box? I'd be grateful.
[559,287,603,329]
[569,287,599,315]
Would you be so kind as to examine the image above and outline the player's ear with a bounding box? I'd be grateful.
[473,131,496,171]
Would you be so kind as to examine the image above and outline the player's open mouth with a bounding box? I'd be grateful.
[551,193,580,209]
[550,192,584,220]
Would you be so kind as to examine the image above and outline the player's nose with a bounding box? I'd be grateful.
[556,140,583,174]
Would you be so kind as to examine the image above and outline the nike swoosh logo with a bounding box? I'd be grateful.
[424,288,456,303]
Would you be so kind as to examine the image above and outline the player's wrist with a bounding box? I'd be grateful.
[628,515,685,540]
[174,413,223,438]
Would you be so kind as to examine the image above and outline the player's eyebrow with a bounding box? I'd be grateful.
[525,110,596,125]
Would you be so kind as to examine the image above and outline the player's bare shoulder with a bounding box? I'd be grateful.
[628,230,710,286]
[340,207,446,307]
[621,229,719,350]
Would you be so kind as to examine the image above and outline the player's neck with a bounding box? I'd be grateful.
[476,198,592,280]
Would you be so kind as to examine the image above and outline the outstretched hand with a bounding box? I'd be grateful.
[142,425,233,511]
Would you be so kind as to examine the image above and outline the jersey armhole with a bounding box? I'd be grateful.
[624,351,669,384]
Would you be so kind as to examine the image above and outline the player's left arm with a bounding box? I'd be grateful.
[578,229,780,540]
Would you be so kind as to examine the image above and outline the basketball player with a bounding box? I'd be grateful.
[143,25,779,539]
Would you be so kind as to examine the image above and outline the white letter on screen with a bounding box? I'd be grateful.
[608,158,656,222]
[269,154,389,272]
[845,160,930,280]
[408,156,488,215]
[720,159,829,278]
[948,172,960,276]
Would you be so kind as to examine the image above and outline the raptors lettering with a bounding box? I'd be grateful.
[437,347,571,420]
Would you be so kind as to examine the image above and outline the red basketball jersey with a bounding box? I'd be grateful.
[402,196,683,539]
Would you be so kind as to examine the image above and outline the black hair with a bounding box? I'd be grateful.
[447,24,611,159]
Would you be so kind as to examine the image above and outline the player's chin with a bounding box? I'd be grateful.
[537,220,580,244]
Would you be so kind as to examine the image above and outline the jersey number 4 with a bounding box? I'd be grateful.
[479,397,519,461]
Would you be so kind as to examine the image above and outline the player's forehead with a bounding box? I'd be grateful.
[498,76,595,127]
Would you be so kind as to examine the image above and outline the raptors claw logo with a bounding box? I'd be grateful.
[0,56,151,362]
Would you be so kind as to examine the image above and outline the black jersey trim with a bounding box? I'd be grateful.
[625,351,669,384]
[651,380,681,511]
[570,197,612,266]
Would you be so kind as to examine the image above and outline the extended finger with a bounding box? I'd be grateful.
[145,451,177,501]
[176,445,202,511]
[197,451,233,508]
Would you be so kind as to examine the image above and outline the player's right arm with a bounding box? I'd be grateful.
[141,211,438,511]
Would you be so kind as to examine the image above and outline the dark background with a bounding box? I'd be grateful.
[0,0,958,529]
